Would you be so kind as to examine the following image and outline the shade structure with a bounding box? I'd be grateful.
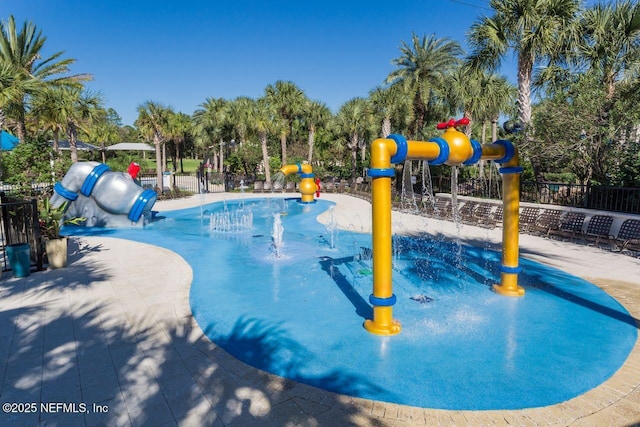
[51,140,101,151]
[1,131,19,150]
[106,142,155,151]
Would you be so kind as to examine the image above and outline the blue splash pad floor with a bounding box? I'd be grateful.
[70,198,637,410]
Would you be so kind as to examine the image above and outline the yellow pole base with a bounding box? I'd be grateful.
[492,283,525,296]
[363,319,401,336]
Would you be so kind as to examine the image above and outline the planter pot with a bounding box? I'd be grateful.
[7,243,31,277]
[45,237,68,269]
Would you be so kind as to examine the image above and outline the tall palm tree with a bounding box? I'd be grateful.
[46,87,101,163]
[579,0,640,99]
[334,98,372,178]
[264,80,306,166]
[446,66,484,138]
[467,0,580,152]
[386,33,463,138]
[29,87,66,152]
[0,15,91,142]
[167,112,192,173]
[252,97,275,182]
[193,97,229,172]
[303,100,331,164]
[368,85,411,138]
[227,97,254,145]
[480,73,516,142]
[83,108,121,163]
[136,101,171,190]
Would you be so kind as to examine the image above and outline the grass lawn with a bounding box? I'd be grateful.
[145,158,202,173]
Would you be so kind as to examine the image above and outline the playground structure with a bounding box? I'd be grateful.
[366,118,524,336]
[279,163,320,203]
[51,161,157,227]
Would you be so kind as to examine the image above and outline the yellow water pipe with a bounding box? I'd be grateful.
[484,144,525,296]
[365,127,524,336]
[279,163,317,203]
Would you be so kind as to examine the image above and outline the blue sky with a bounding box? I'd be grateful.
[9,0,510,126]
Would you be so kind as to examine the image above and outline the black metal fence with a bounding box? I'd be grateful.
[0,195,45,272]
[432,176,640,214]
[138,171,227,194]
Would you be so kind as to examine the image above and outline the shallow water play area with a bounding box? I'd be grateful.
[3,191,639,425]
[72,196,637,411]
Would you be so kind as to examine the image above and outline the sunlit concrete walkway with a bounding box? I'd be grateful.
[0,193,639,426]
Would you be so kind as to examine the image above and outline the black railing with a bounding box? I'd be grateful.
[138,172,227,194]
[586,185,640,213]
[0,195,45,272]
[432,177,640,214]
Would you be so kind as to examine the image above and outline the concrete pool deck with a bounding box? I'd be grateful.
[1,192,639,426]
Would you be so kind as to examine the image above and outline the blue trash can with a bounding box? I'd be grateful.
[7,243,31,277]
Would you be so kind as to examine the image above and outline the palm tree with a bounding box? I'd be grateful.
[29,87,66,152]
[45,87,101,163]
[0,62,39,131]
[193,97,229,172]
[368,85,411,138]
[467,0,580,153]
[83,108,121,163]
[386,33,463,138]
[0,15,91,142]
[136,101,172,190]
[334,98,372,178]
[481,73,516,142]
[303,100,331,163]
[264,80,306,166]
[167,112,192,173]
[252,98,275,183]
[227,97,254,145]
[579,0,640,99]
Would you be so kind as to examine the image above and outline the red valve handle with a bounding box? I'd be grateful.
[436,118,470,129]
[315,177,321,197]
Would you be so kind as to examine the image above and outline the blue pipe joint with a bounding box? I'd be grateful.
[463,139,483,165]
[494,140,516,164]
[54,182,78,201]
[369,293,397,307]
[427,137,450,165]
[295,163,302,174]
[299,173,314,179]
[367,168,395,178]
[128,189,157,222]
[498,166,523,174]
[387,134,408,164]
[80,163,110,196]
[500,265,522,274]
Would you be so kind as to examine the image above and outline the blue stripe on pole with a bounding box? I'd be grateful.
[369,293,397,306]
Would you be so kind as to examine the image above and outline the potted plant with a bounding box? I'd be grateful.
[38,199,84,268]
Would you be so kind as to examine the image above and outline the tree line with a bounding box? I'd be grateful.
[1,0,639,191]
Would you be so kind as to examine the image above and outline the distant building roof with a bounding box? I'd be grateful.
[51,140,101,151]
[106,142,155,151]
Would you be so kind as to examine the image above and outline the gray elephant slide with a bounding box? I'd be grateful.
[51,161,157,227]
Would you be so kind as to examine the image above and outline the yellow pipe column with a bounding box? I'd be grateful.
[364,137,401,335]
[481,141,525,296]
[364,136,443,336]
[496,151,524,296]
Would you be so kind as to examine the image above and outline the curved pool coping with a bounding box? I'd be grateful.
[130,193,640,424]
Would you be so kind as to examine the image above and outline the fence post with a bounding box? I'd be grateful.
[584,182,590,208]
[30,198,44,270]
